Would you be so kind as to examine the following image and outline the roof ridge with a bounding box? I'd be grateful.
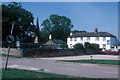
[106,32,116,37]
[68,31,116,38]
[106,32,111,36]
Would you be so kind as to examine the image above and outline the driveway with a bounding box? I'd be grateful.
[1,55,119,78]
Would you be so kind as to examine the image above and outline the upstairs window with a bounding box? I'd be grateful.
[80,37,83,41]
[74,38,77,41]
[95,37,99,41]
[70,38,72,41]
[103,37,106,41]
[87,37,90,41]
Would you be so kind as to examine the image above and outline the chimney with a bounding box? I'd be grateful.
[70,32,73,36]
[49,34,52,40]
[94,28,98,33]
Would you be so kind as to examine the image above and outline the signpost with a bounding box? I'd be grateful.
[6,35,14,44]
[5,22,14,70]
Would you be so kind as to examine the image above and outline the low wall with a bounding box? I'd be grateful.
[0,48,21,56]
[21,49,100,58]
[21,49,84,57]
[0,48,100,58]
[86,49,101,54]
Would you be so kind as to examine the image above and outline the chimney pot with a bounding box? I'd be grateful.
[94,28,98,33]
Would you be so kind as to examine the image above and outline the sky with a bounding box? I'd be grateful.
[3,2,118,37]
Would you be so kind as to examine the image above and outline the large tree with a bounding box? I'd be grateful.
[36,17,41,43]
[72,30,86,34]
[41,14,73,42]
[2,2,36,43]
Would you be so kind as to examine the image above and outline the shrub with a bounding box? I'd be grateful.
[74,43,84,50]
[84,42,91,49]
[84,42,99,50]
[60,43,68,49]
[91,43,99,50]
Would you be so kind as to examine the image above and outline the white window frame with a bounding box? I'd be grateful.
[87,37,90,41]
[80,37,83,41]
[74,38,77,41]
[70,38,72,41]
[95,37,99,41]
[103,44,106,48]
[103,37,106,41]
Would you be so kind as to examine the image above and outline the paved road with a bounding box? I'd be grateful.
[36,55,119,60]
[1,56,119,78]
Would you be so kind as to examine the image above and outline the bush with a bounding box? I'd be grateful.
[84,42,91,49]
[74,43,84,50]
[60,43,68,49]
[91,43,99,50]
[84,42,99,50]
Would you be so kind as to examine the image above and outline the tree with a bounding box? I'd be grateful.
[41,14,73,43]
[36,17,41,43]
[2,2,36,43]
[60,43,68,49]
[72,30,86,34]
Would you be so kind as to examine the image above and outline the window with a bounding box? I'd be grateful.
[70,44,73,48]
[74,38,77,41]
[70,38,72,41]
[87,37,90,41]
[95,37,99,41]
[103,37,106,41]
[103,44,106,48]
[80,37,83,41]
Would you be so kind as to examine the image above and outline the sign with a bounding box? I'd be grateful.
[6,35,15,44]
[107,40,110,45]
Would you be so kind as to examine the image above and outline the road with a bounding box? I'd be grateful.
[1,55,119,78]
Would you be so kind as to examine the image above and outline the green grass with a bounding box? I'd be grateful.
[1,68,117,80]
[0,54,21,58]
[57,59,120,65]
[2,68,75,78]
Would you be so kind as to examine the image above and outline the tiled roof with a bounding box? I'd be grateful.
[51,39,65,44]
[68,32,116,38]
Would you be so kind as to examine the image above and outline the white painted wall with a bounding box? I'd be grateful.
[67,37,117,50]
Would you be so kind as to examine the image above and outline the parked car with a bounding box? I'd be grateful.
[100,49,120,55]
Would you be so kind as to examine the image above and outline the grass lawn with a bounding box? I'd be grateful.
[0,54,21,58]
[57,59,120,65]
[1,68,116,80]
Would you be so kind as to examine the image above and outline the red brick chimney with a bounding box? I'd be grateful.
[94,28,98,33]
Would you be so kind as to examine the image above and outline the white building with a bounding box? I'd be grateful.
[67,28,118,50]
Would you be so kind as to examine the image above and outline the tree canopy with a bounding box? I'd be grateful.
[72,30,86,34]
[41,14,73,43]
[2,2,36,43]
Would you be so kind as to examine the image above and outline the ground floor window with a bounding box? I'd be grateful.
[70,44,73,48]
[103,44,106,48]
